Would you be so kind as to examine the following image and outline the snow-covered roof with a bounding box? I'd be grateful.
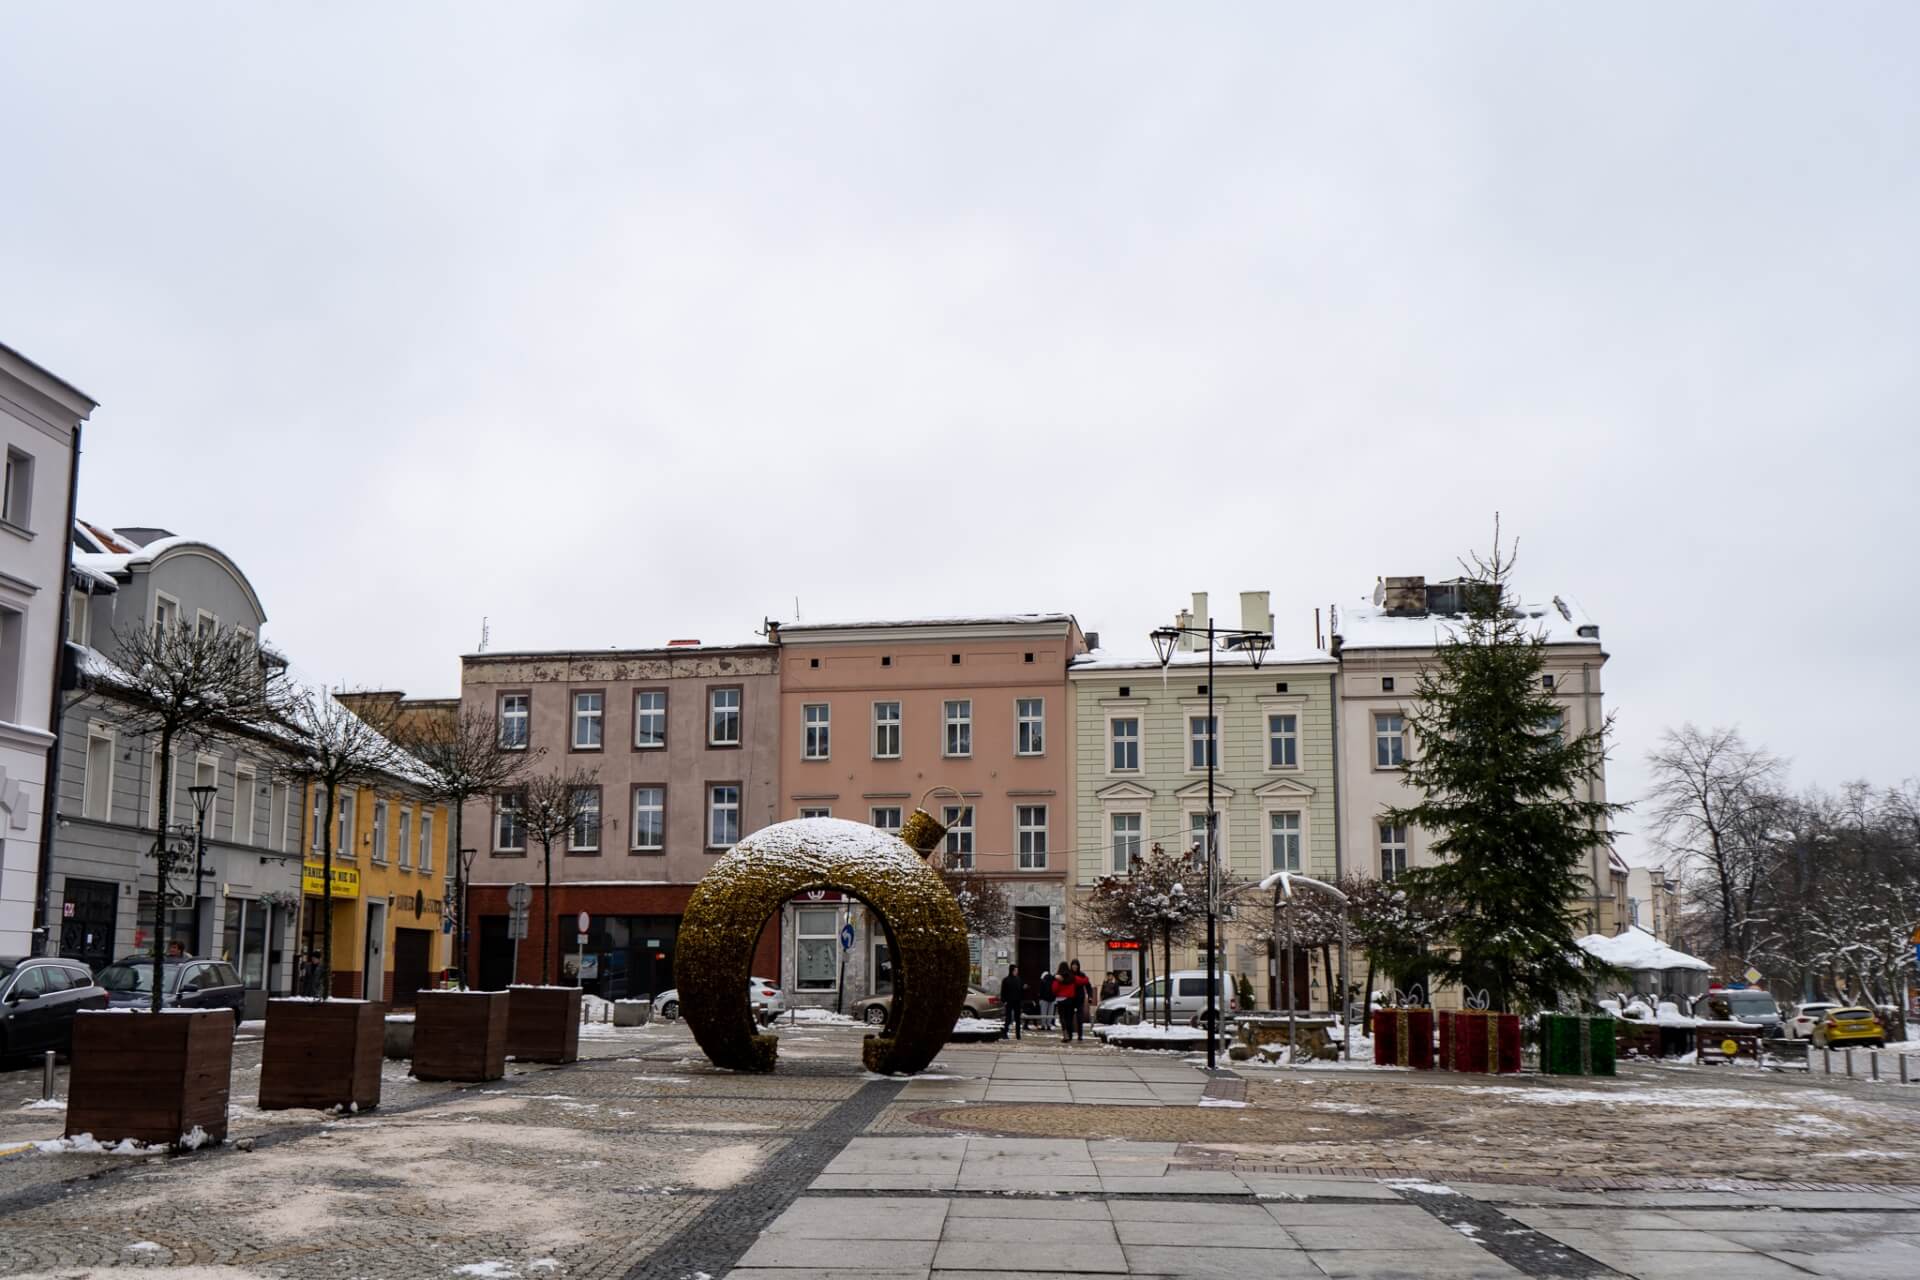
[1332,595,1599,650]
[1071,642,1331,673]
[779,613,1076,637]
[69,562,117,594]
[1577,927,1710,973]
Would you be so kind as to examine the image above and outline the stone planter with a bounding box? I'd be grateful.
[613,1000,651,1028]
[384,1015,415,1060]
[506,986,581,1064]
[66,1009,233,1148]
[411,991,508,1082]
[259,999,385,1111]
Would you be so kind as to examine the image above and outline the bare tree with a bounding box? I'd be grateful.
[94,623,296,1012]
[392,703,542,976]
[1081,843,1205,1026]
[282,687,418,996]
[1646,725,1787,970]
[518,767,601,984]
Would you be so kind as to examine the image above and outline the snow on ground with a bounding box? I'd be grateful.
[34,1133,161,1155]
[783,1007,859,1026]
[1198,1097,1247,1108]
[17,1097,65,1111]
[454,1262,518,1278]
[1382,1179,1457,1195]
[950,1018,1006,1036]
[1454,1085,1796,1110]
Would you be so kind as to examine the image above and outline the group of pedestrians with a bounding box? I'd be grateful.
[995,960,1102,1043]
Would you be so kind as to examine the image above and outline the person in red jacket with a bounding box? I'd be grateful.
[1068,959,1094,1042]
[1052,964,1079,1043]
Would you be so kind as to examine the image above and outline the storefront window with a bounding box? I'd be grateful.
[796,907,839,991]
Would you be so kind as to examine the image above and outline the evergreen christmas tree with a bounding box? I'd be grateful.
[1385,529,1624,1013]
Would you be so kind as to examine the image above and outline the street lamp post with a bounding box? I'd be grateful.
[1150,615,1272,1070]
[458,847,478,985]
[1257,870,1353,1063]
[187,783,217,957]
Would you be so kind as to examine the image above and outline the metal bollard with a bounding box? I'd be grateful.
[42,1049,56,1101]
[1845,1049,1853,1078]
[1871,1052,1880,1081]
[1902,1054,1910,1085]
[1823,1046,1831,1075]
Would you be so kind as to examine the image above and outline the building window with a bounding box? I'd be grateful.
[1189,811,1212,857]
[570,787,601,852]
[1,447,31,529]
[397,808,412,869]
[419,811,434,873]
[498,694,530,750]
[1381,677,1395,693]
[872,702,901,758]
[870,806,902,834]
[153,593,180,634]
[1542,673,1556,690]
[495,791,526,853]
[944,700,972,758]
[798,805,830,819]
[280,783,297,853]
[1267,714,1299,769]
[795,906,840,991]
[943,805,974,868]
[708,784,741,847]
[1270,812,1302,872]
[803,703,830,760]
[1374,713,1406,768]
[233,766,256,845]
[571,691,604,750]
[708,687,742,746]
[1016,698,1044,755]
[66,589,88,645]
[1111,812,1142,873]
[371,799,388,863]
[195,609,218,639]
[634,689,666,748]
[309,785,324,851]
[1110,716,1139,772]
[1189,715,1218,769]
[1379,823,1407,881]
[82,729,114,822]
[336,790,356,858]
[632,786,665,851]
[1017,805,1048,869]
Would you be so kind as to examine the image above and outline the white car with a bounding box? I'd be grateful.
[1096,970,1235,1027]
[1788,1001,1841,1039]
[654,977,785,1024]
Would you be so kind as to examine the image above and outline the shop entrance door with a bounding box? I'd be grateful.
[59,879,118,972]
[392,928,432,1006]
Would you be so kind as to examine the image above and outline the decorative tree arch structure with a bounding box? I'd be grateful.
[677,817,969,1074]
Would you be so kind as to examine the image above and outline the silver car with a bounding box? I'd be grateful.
[654,976,785,1024]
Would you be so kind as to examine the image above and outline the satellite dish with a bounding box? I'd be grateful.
[1372,579,1385,606]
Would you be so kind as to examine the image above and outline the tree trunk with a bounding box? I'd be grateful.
[1362,957,1376,1030]
[1162,926,1173,1029]
[321,781,337,996]
[541,838,553,985]
[1321,943,1334,1013]
[451,800,465,984]
[150,727,175,1014]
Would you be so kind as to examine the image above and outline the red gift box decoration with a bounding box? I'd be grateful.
[1438,1009,1522,1073]
[1371,1007,1435,1070]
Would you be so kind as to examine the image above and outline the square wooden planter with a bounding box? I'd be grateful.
[411,990,508,1081]
[506,986,581,1064]
[66,1009,233,1148]
[258,999,385,1111]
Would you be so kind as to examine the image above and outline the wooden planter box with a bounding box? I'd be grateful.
[1438,1009,1523,1074]
[67,1009,233,1148]
[506,986,582,1064]
[412,991,508,1082]
[1371,1007,1435,1069]
[258,999,385,1111]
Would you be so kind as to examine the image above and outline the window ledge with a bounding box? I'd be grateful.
[0,518,34,542]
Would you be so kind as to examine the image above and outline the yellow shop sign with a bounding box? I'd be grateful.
[301,863,361,899]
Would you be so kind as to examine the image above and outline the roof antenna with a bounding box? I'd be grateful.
[794,595,801,620]
[477,616,490,653]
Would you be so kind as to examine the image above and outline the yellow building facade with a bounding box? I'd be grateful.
[298,777,452,1002]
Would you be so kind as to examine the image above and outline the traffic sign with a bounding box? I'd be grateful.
[506,909,528,940]
[839,922,855,952]
[1744,967,1762,985]
[507,882,532,909]
[577,910,590,933]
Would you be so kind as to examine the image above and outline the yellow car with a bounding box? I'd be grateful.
[1813,1007,1885,1048]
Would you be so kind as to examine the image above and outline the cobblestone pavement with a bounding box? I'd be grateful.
[0,1019,1916,1279]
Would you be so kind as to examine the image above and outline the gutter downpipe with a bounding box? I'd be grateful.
[1327,635,1349,1054]
[32,422,83,956]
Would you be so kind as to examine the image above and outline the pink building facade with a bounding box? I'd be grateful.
[772,615,1086,1009]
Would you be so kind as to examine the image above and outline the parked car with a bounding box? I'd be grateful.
[653,977,784,1024]
[0,957,109,1059]
[97,958,246,1023]
[849,986,1001,1027]
[1097,970,1235,1027]
[1690,988,1784,1036]
[1787,1001,1842,1039]
[1812,1007,1885,1049]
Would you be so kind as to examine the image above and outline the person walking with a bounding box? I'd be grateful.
[998,965,1025,1040]
[1033,968,1056,1033]
[1052,964,1079,1044]
[1069,960,1093,1042]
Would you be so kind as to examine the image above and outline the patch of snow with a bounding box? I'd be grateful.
[18,1097,66,1111]
[454,1263,518,1278]
[528,1263,558,1273]
[127,1242,163,1252]
[1451,1222,1481,1238]
[1198,1098,1247,1109]
[34,1133,158,1155]
[177,1125,213,1150]
[1459,1085,1790,1110]
[1576,926,1710,973]
[1383,1179,1457,1195]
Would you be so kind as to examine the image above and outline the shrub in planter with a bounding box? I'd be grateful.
[411,990,508,1082]
[66,1009,233,1148]
[506,986,582,1063]
[258,999,384,1111]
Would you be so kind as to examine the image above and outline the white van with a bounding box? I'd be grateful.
[1098,970,1235,1026]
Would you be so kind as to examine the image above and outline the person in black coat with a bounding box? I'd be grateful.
[997,966,1025,1039]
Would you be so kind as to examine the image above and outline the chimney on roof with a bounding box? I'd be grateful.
[1239,591,1271,637]
[1382,576,1427,616]
[667,639,701,647]
[1084,631,1099,651]
[1185,592,1207,651]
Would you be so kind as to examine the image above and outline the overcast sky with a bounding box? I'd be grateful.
[5,5,1914,863]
